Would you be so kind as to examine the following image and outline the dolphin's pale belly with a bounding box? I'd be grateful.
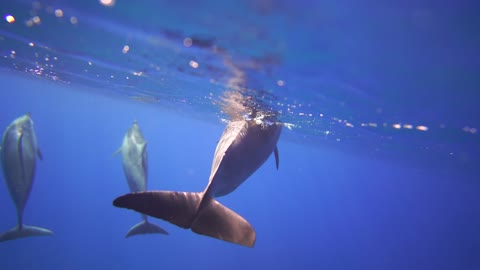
[206,120,282,197]
[121,136,147,193]
[1,124,37,212]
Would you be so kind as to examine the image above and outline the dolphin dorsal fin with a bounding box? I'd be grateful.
[274,146,279,170]
[112,147,122,157]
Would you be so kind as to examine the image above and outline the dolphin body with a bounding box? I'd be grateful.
[113,115,281,247]
[114,121,168,237]
[0,113,52,242]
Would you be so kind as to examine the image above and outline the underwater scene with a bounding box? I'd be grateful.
[0,0,479,269]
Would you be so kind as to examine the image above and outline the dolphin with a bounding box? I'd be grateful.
[0,113,52,242]
[114,120,168,237]
[113,112,281,247]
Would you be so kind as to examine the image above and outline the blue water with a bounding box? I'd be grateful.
[1,1,480,269]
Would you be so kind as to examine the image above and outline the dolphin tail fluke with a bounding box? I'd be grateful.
[114,191,203,228]
[191,195,256,247]
[113,191,256,247]
[0,224,53,242]
[126,220,169,238]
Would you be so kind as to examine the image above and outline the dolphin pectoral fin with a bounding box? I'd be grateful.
[274,146,280,170]
[37,147,43,160]
[191,195,256,247]
[141,143,148,172]
[141,143,147,154]
[125,220,168,238]
[112,147,122,157]
[0,224,53,242]
[113,191,203,229]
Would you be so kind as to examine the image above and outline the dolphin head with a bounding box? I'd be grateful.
[13,113,34,134]
[21,113,32,122]
[127,121,145,145]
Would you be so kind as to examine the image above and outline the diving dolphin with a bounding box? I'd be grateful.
[114,121,168,237]
[113,113,281,247]
[0,113,53,242]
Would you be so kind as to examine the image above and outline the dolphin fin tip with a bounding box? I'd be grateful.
[37,148,43,160]
[112,148,122,157]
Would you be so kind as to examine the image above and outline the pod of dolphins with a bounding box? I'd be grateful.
[0,104,281,247]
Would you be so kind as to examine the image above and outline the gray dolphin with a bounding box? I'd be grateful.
[114,121,168,237]
[0,113,53,242]
[113,113,281,247]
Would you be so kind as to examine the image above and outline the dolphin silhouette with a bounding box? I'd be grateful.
[114,120,168,237]
[0,113,53,242]
[113,112,281,247]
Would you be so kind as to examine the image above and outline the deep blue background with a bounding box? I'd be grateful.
[0,72,479,269]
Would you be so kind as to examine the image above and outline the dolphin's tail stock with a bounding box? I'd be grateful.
[126,219,169,238]
[113,191,256,247]
[0,224,53,242]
